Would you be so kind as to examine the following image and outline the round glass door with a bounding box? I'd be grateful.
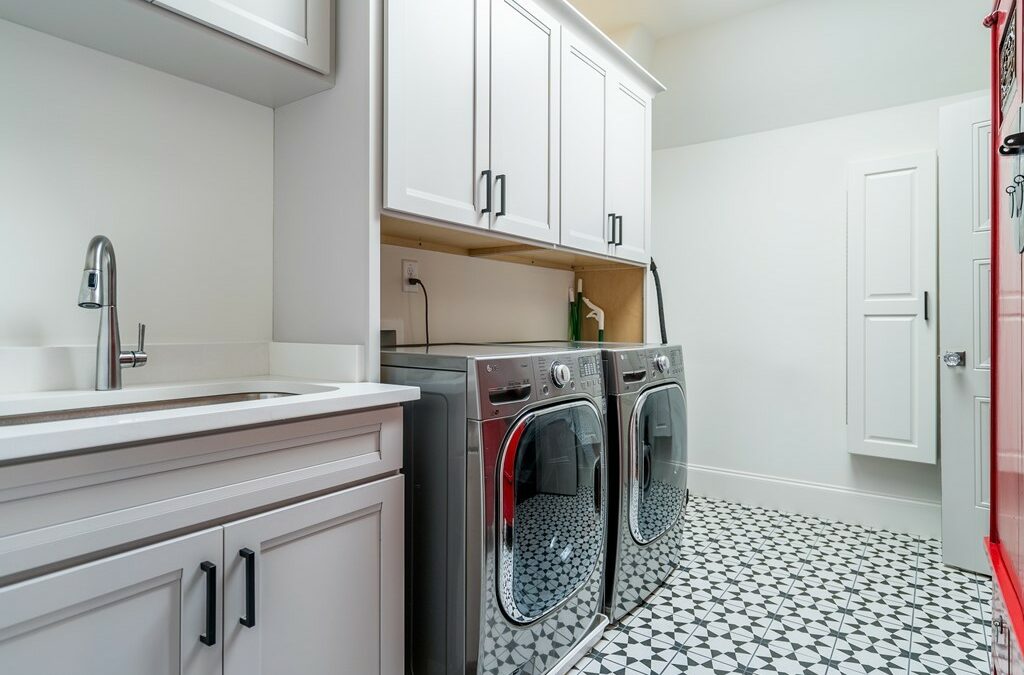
[497,400,604,624]
[629,384,687,544]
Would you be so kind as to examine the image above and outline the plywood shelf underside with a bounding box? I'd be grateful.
[382,213,644,272]
[381,213,649,343]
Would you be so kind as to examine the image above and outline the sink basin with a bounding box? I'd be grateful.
[0,392,296,427]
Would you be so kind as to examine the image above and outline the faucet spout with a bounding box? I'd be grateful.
[76,236,146,390]
[78,235,117,309]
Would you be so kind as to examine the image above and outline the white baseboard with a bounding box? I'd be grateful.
[688,463,941,539]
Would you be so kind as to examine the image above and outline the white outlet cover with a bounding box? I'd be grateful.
[402,259,419,293]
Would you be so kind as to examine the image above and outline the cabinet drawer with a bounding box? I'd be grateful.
[0,406,402,581]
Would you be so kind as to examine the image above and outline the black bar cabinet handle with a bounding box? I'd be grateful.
[199,561,217,646]
[923,291,929,322]
[481,169,492,214]
[607,213,616,244]
[239,548,256,628]
[495,174,507,217]
[616,215,623,246]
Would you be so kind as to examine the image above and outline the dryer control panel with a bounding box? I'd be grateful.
[647,345,685,383]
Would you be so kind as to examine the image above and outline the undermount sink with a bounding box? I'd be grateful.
[0,380,341,431]
[0,392,296,427]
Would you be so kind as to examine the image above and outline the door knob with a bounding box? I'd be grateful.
[941,351,966,367]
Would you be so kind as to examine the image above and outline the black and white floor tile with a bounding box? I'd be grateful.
[570,496,991,675]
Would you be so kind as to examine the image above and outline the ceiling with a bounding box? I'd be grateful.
[568,0,790,39]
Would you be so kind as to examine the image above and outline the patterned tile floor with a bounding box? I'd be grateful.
[570,496,992,675]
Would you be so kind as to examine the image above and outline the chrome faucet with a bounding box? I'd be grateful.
[77,235,147,390]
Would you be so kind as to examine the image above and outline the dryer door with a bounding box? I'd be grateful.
[629,383,688,544]
[497,400,604,624]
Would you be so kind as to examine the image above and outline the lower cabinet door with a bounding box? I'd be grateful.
[222,475,404,675]
[0,528,223,675]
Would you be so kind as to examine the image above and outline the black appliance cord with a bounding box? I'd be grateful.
[410,278,429,346]
[650,258,668,345]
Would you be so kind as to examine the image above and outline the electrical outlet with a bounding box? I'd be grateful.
[402,259,419,293]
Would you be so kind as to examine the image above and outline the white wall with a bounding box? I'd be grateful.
[650,0,989,148]
[649,92,987,536]
[0,19,273,349]
[381,245,573,345]
[274,0,382,381]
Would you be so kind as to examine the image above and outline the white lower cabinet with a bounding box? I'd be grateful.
[0,528,224,675]
[223,476,403,675]
[0,476,403,675]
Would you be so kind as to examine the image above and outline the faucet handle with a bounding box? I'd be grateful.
[137,323,146,352]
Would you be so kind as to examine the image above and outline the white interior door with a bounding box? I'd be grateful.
[222,477,403,675]
[847,152,938,464]
[0,528,223,675]
[607,78,649,264]
[938,96,993,574]
[384,0,489,228]
[560,36,609,255]
[489,0,560,243]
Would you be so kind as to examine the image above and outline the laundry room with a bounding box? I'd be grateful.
[0,0,1013,674]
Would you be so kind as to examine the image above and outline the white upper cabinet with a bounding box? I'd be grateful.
[560,35,611,255]
[489,0,561,243]
[382,0,663,263]
[607,77,651,264]
[384,0,489,228]
[0,0,334,107]
[153,0,332,73]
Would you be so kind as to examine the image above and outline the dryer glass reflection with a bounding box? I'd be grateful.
[499,402,604,623]
[631,385,687,544]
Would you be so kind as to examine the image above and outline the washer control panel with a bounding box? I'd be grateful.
[534,351,603,402]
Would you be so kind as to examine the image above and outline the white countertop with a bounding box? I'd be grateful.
[0,378,419,465]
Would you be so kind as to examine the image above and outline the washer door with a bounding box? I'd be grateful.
[497,400,604,624]
[629,383,687,544]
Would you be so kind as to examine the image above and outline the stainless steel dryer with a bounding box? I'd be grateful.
[381,344,609,675]
[492,342,688,623]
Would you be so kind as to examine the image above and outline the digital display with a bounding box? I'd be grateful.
[577,355,599,377]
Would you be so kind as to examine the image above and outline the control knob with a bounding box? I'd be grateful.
[550,362,572,388]
[654,354,670,373]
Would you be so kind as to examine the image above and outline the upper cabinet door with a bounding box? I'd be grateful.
[153,0,332,73]
[608,78,651,264]
[0,528,223,675]
[560,35,611,255]
[222,477,403,675]
[384,0,490,229]
[489,0,561,243]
